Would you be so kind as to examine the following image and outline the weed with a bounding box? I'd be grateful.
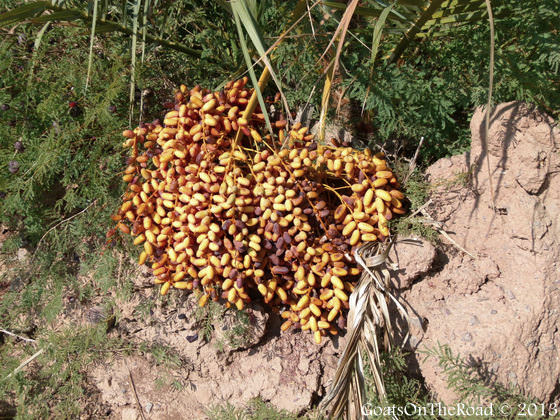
[0,325,126,418]
[420,343,535,418]
[392,216,439,243]
[362,349,431,419]
[224,310,252,349]
[1,236,22,254]
[390,162,438,241]
[146,343,181,370]
[206,397,314,420]
[194,299,225,343]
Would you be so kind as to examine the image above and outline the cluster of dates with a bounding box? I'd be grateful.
[111,78,405,343]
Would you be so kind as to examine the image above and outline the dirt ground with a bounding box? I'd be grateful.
[49,260,346,419]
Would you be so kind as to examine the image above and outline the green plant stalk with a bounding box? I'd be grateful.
[128,0,141,126]
[138,0,150,124]
[121,0,127,25]
[140,0,149,65]
[85,0,99,93]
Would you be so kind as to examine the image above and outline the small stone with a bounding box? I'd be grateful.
[462,333,473,342]
[144,402,153,413]
[490,309,497,315]
[469,315,480,326]
[298,357,308,374]
[17,248,29,261]
[186,334,198,343]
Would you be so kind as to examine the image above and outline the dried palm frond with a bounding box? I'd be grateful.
[319,239,410,420]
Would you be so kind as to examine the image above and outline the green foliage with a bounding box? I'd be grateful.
[193,298,225,342]
[193,299,253,349]
[391,163,438,241]
[392,216,439,243]
[0,25,126,245]
[0,0,558,416]
[207,397,314,420]
[421,343,535,419]
[343,0,559,162]
[364,349,432,419]
[223,310,252,349]
[141,342,182,370]
[0,325,127,419]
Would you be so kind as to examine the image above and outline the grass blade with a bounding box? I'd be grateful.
[128,0,141,126]
[85,0,99,93]
[27,22,50,91]
[29,9,84,23]
[370,4,392,63]
[140,0,150,65]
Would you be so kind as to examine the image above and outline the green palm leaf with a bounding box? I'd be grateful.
[230,0,292,127]
[0,1,51,26]
[0,1,202,58]
[231,3,273,137]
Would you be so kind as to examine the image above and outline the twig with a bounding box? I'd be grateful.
[484,0,496,211]
[126,363,147,420]
[306,0,316,39]
[117,252,123,288]
[0,328,36,344]
[404,136,425,185]
[21,200,97,283]
[408,198,433,218]
[4,348,45,380]
[419,208,476,259]
[35,200,98,256]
